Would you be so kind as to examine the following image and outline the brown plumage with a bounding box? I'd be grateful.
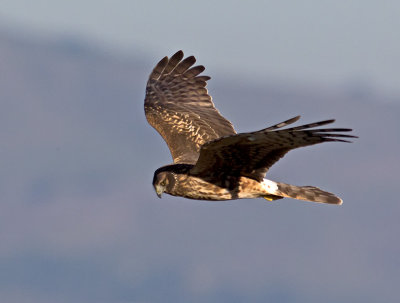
[145,51,357,204]
[145,50,235,164]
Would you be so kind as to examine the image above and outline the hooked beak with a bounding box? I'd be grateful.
[155,184,164,198]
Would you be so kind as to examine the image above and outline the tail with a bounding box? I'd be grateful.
[262,179,342,205]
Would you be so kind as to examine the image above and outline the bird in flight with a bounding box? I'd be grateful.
[144,51,356,204]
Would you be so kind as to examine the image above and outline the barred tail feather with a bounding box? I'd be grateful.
[276,182,343,205]
[262,179,342,204]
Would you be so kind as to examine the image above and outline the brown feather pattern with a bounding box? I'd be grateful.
[145,50,235,164]
[191,118,357,182]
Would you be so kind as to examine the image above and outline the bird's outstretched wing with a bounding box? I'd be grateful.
[145,50,236,164]
[190,117,357,182]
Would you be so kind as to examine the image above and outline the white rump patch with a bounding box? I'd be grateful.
[261,179,279,195]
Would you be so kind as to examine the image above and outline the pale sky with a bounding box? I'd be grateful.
[1,0,399,94]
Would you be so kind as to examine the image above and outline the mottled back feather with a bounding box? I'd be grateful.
[145,50,236,164]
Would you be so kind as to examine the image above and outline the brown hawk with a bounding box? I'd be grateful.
[144,51,356,204]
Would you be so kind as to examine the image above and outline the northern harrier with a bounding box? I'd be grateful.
[144,51,356,204]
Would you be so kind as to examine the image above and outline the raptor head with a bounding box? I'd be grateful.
[152,170,175,198]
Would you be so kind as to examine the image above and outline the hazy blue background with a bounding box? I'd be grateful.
[1,0,400,94]
[0,1,399,302]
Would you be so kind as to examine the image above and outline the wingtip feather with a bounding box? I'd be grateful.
[149,56,168,80]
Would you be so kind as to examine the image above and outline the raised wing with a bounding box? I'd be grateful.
[145,51,236,164]
[190,117,357,182]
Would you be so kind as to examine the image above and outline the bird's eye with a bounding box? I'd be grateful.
[160,180,166,186]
